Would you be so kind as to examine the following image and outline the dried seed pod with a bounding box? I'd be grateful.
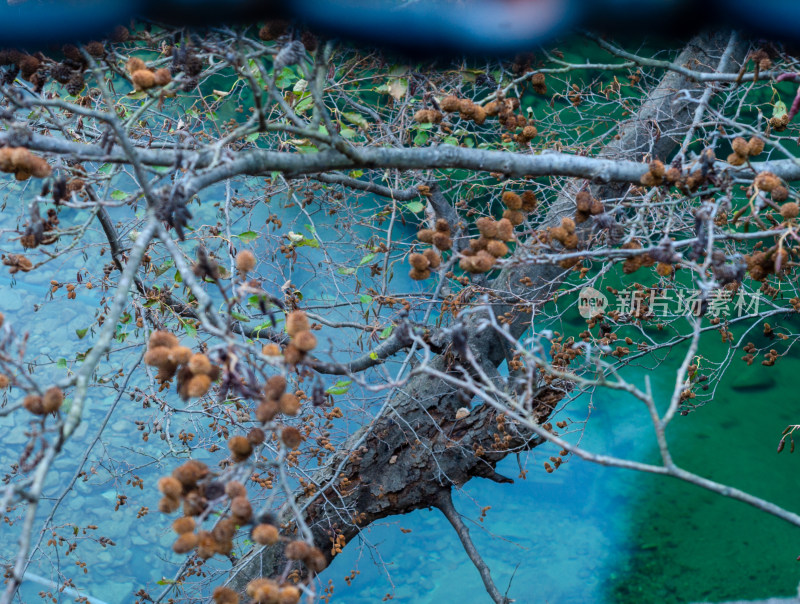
[409,253,430,270]
[256,399,280,423]
[440,95,460,112]
[159,495,181,514]
[126,57,146,74]
[188,353,212,375]
[285,311,310,337]
[422,248,441,268]
[279,393,301,416]
[183,374,211,399]
[281,426,303,449]
[230,495,252,522]
[212,586,240,604]
[225,480,247,499]
[153,67,172,87]
[42,386,63,413]
[228,435,253,461]
[432,232,452,251]
[132,69,156,90]
[252,523,280,545]
[149,330,179,349]
[264,375,287,400]
[409,267,431,280]
[502,209,524,226]
[172,532,199,553]
[172,516,195,534]
[502,191,522,210]
[158,476,183,499]
[168,346,192,365]
[476,217,498,239]
[486,240,509,258]
[732,137,748,156]
[754,171,781,192]
[292,330,317,352]
[417,228,434,243]
[236,250,256,273]
[285,540,311,560]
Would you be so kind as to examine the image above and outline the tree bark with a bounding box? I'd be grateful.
[225,31,747,595]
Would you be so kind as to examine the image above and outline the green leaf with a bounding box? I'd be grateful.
[369,351,379,360]
[340,126,357,140]
[773,100,788,119]
[358,253,376,266]
[413,131,429,146]
[380,326,393,339]
[387,77,408,100]
[326,379,352,395]
[296,236,319,248]
[230,311,250,322]
[359,294,373,304]
[236,231,259,243]
[75,328,88,339]
[245,132,260,142]
[348,170,364,178]
[404,201,425,213]
[182,322,197,338]
[56,358,67,369]
[154,259,174,277]
[342,111,368,129]
[110,190,127,201]
[337,267,356,275]
[443,136,459,145]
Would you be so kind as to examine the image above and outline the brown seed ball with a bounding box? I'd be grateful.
[502,191,522,210]
[153,67,172,87]
[649,160,665,179]
[172,531,199,554]
[172,460,208,488]
[159,496,181,514]
[132,69,156,90]
[248,579,280,604]
[172,516,195,534]
[85,41,104,57]
[772,186,789,202]
[469,237,488,252]
[0,312,4,327]
[561,216,576,233]
[281,426,303,449]
[435,218,451,233]
[732,137,748,156]
[458,256,475,273]
[305,547,328,573]
[550,226,568,243]
[417,228,435,243]
[521,191,538,212]
[126,57,146,74]
[182,493,207,517]
[409,267,431,281]
[521,125,537,140]
[292,330,317,352]
[781,202,799,219]
[285,540,311,560]
[563,234,579,249]
[409,253,430,271]
[42,387,63,413]
[264,375,287,400]
[252,523,280,545]
[486,240,509,258]
[228,436,253,460]
[726,152,746,166]
[168,346,193,365]
[497,218,514,241]
[278,586,301,604]
[158,476,183,498]
[469,250,496,273]
[502,209,524,226]
[754,171,781,192]
[285,311,310,337]
[262,343,281,356]
[484,101,500,116]
[188,353,212,375]
[225,480,247,499]
[422,248,441,268]
[279,393,301,416]
[213,518,237,543]
[256,399,280,423]
[236,250,256,274]
[212,586,240,604]
[0,374,9,389]
[440,95,460,112]
[23,395,44,415]
[576,190,592,212]
[589,199,605,215]
[149,330,179,349]
[656,262,674,277]
[196,530,218,559]
[144,346,173,368]
[111,25,130,42]
[476,217,498,238]
[230,496,252,522]
[184,374,212,399]
[248,427,266,445]
[432,232,452,251]
[747,137,765,156]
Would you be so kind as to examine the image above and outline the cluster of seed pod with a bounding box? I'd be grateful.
[23,386,63,415]
[0,147,51,180]
[126,56,171,90]
[459,216,515,274]
[408,248,442,281]
[745,246,788,281]
[412,108,443,124]
[549,217,578,250]
[727,136,764,166]
[752,170,789,202]
[500,190,537,225]
[279,310,317,366]
[144,330,219,399]
[574,190,605,224]
[2,253,33,274]
[620,240,656,275]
